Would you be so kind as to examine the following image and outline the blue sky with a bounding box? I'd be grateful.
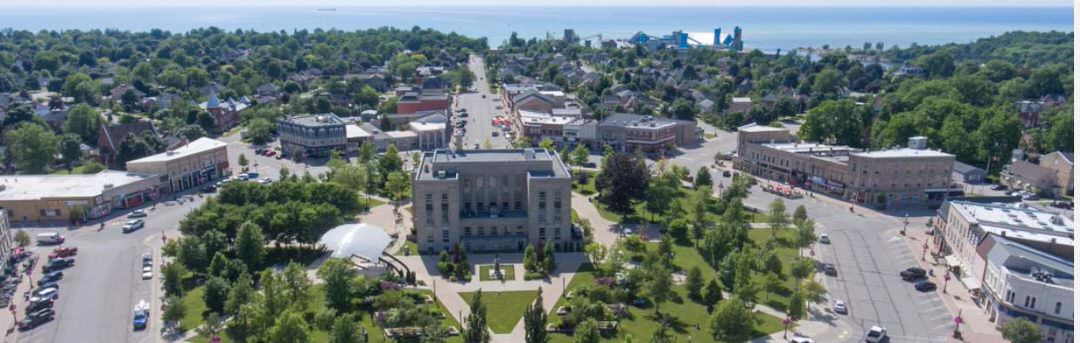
[2,0,1072,7]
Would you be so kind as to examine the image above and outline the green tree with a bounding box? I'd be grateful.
[811,68,844,98]
[538,138,555,152]
[282,262,311,309]
[1042,109,1073,153]
[162,261,187,297]
[792,205,808,224]
[463,290,490,343]
[595,153,650,213]
[5,122,59,173]
[571,144,589,167]
[163,295,185,325]
[685,266,704,301]
[356,85,380,108]
[647,262,672,316]
[702,279,723,310]
[64,104,103,143]
[246,118,274,145]
[197,312,225,342]
[235,221,266,271]
[13,231,30,247]
[573,319,600,343]
[767,198,788,237]
[226,273,256,314]
[330,314,367,343]
[798,100,863,147]
[203,276,231,314]
[649,325,675,343]
[385,171,410,202]
[916,51,955,78]
[67,205,86,225]
[788,289,806,319]
[238,153,248,168]
[693,166,713,189]
[331,164,369,192]
[358,142,376,163]
[319,258,354,312]
[710,299,758,343]
[524,291,548,343]
[1001,319,1041,343]
[269,310,312,343]
[58,133,83,169]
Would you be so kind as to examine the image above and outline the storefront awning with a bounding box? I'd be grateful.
[943,254,962,268]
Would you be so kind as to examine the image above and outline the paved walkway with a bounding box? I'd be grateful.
[570,193,620,247]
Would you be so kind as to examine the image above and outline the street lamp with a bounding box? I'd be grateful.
[922,239,929,261]
[943,272,951,294]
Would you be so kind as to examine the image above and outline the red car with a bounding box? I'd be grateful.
[48,247,78,259]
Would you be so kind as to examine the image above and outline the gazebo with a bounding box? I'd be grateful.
[318,223,404,277]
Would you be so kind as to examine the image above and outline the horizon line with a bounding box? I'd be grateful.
[0,4,1073,8]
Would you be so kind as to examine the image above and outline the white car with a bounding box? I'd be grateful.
[789,337,816,343]
[819,233,830,244]
[833,300,847,314]
[142,266,153,280]
[865,325,887,343]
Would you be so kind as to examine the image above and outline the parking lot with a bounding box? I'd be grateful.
[454,54,512,150]
[11,192,206,343]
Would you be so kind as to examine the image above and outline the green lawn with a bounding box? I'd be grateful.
[395,240,418,256]
[179,286,207,332]
[181,285,462,342]
[572,171,598,195]
[748,228,806,312]
[478,265,516,281]
[458,290,539,334]
[359,197,387,210]
[748,211,771,223]
[547,248,785,343]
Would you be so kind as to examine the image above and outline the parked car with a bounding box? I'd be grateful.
[36,279,60,291]
[833,300,847,314]
[990,184,1006,191]
[900,267,927,281]
[865,326,888,343]
[722,170,731,177]
[823,263,838,276]
[133,300,150,330]
[48,247,78,259]
[142,266,153,280]
[42,258,74,272]
[1022,193,1040,201]
[25,299,54,314]
[30,287,58,302]
[914,281,937,292]
[17,313,53,331]
[818,233,830,244]
[127,209,147,218]
[122,219,144,233]
[789,337,815,343]
[28,308,55,321]
[491,131,499,137]
[201,185,217,193]
[38,271,63,284]
[142,253,153,267]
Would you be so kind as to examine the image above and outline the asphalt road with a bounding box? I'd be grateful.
[14,192,206,343]
[455,54,511,150]
[669,127,953,343]
[220,133,329,180]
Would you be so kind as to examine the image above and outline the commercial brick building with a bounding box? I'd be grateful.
[126,137,229,194]
[278,113,348,159]
[412,149,575,253]
[0,171,160,222]
[597,113,699,153]
[735,124,955,207]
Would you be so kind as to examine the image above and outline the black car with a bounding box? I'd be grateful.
[25,299,54,314]
[38,271,63,284]
[914,281,937,292]
[201,185,217,193]
[28,308,55,320]
[990,184,1007,191]
[900,267,927,281]
[823,263,838,276]
[36,280,59,291]
[17,314,53,331]
[42,258,74,273]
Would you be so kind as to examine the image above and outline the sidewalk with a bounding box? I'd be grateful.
[0,257,36,343]
[900,226,1006,343]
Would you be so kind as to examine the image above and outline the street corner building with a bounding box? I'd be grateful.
[932,200,1074,342]
[125,137,230,194]
[411,148,580,254]
[0,171,161,223]
[733,124,956,208]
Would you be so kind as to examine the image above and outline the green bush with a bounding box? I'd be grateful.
[524,271,547,280]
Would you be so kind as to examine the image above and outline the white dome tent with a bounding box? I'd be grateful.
[318,223,397,277]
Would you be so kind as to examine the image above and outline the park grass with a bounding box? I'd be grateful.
[546,247,785,343]
[179,286,207,332]
[395,240,418,256]
[359,197,386,210]
[458,290,539,334]
[572,171,598,196]
[478,265,516,281]
[182,285,461,342]
[748,228,806,313]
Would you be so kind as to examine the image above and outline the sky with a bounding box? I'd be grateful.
[0,0,1071,7]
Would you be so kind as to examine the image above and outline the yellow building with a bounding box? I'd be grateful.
[0,171,160,223]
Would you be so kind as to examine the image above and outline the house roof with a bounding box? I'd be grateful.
[101,122,156,151]
[1006,160,1056,183]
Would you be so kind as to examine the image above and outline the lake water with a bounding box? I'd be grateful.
[0,6,1072,50]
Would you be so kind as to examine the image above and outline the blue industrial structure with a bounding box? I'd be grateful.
[624,26,743,51]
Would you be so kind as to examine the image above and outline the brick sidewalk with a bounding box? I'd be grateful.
[899,223,1006,342]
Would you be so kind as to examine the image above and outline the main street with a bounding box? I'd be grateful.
[13,192,206,343]
[455,54,511,150]
[667,124,953,343]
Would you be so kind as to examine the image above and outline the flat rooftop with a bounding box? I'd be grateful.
[852,148,953,159]
[417,148,570,180]
[762,142,854,155]
[281,113,345,127]
[737,123,788,133]
[601,113,682,129]
[346,124,372,139]
[0,171,157,201]
[409,121,445,132]
[126,137,227,164]
[952,201,1073,246]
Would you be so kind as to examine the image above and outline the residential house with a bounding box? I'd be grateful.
[953,161,987,184]
[1039,151,1073,196]
[98,121,159,168]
